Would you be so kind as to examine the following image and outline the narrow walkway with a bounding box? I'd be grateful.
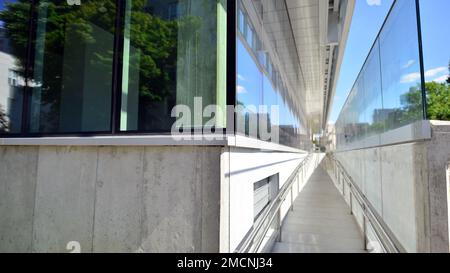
[272,166,367,253]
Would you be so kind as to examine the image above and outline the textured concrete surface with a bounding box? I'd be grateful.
[0,146,38,252]
[427,121,450,252]
[334,143,427,252]
[329,121,450,253]
[33,147,97,253]
[363,148,382,215]
[272,166,366,253]
[0,146,221,253]
[380,144,421,252]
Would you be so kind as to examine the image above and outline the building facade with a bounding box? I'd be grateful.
[0,0,352,253]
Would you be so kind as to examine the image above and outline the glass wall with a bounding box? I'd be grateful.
[0,0,227,136]
[0,0,29,134]
[418,0,450,121]
[120,0,227,132]
[236,0,307,149]
[29,0,116,133]
[335,0,425,151]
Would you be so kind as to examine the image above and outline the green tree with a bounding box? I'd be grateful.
[0,0,207,130]
[0,0,31,75]
[425,81,450,120]
[0,0,204,105]
[401,81,450,121]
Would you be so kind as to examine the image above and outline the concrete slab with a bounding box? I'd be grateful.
[32,147,97,253]
[380,144,418,252]
[93,147,144,252]
[0,146,38,252]
[140,147,203,252]
[363,148,383,215]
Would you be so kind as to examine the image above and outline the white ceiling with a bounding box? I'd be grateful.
[254,0,353,132]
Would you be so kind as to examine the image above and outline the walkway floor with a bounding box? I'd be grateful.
[272,166,367,253]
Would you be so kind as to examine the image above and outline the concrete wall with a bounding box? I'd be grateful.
[0,146,222,253]
[426,121,450,252]
[335,143,428,252]
[324,121,450,253]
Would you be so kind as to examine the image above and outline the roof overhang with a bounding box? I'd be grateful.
[283,0,355,132]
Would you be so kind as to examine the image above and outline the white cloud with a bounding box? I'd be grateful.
[237,74,245,81]
[402,60,415,69]
[400,72,421,83]
[401,67,448,83]
[424,67,447,78]
[433,75,448,83]
[237,85,247,94]
[367,0,381,6]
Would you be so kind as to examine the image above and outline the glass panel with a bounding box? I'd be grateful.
[0,0,30,134]
[236,38,262,137]
[29,0,115,133]
[236,0,307,149]
[419,0,450,121]
[262,74,278,139]
[336,0,425,151]
[120,0,227,132]
[379,0,423,131]
[363,40,383,140]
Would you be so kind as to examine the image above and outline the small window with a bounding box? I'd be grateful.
[245,21,254,47]
[253,174,279,221]
[238,6,245,34]
[254,178,270,220]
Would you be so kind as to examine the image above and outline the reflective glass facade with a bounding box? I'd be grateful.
[335,0,426,151]
[236,0,308,149]
[418,0,450,121]
[0,0,29,133]
[30,0,116,133]
[0,0,227,135]
[120,0,227,132]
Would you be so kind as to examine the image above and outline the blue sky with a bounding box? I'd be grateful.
[0,1,17,27]
[420,0,450,80]
[329,0,450,124]
[329,0,394,124]
[0,0,16,11]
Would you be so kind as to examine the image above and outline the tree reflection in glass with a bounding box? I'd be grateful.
[120,0,227,132]
[0,0,30,133]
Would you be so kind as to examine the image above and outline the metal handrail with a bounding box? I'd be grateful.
[328,154,406,253]
[235,153,314,253]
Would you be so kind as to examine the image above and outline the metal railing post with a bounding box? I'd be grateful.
[349,192,353,215]
[291,187,294,212]
[363,214,367,251]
